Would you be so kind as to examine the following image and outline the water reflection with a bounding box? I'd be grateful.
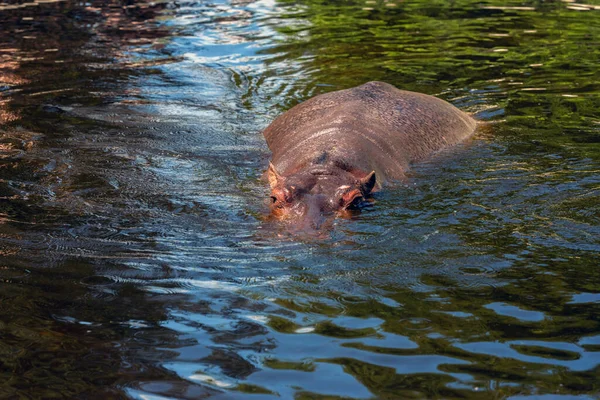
[1,0,599,398]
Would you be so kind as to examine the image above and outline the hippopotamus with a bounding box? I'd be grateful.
[263,81,477,230]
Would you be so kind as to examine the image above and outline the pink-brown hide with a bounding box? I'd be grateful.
[263,81,476,230]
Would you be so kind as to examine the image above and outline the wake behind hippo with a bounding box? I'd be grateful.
[263,81,477,230]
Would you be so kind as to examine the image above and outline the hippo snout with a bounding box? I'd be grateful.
[290,194,330,231]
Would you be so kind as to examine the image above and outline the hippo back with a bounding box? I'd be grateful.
[263,81,477,182]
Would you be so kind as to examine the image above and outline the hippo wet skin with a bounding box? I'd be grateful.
[263,81,477,230]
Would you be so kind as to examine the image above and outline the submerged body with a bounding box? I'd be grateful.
[264,81,477,229]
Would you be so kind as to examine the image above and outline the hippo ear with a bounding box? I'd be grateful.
[360,171,376,193]
[267,162,282,188]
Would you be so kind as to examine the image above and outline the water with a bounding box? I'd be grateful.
[1,0,599,398]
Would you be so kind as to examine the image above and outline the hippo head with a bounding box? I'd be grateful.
[267,162,377,230]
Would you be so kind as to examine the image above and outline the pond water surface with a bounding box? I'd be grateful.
[1,0,599,399]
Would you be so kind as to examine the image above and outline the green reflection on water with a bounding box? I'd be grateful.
[264,0,600,158]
